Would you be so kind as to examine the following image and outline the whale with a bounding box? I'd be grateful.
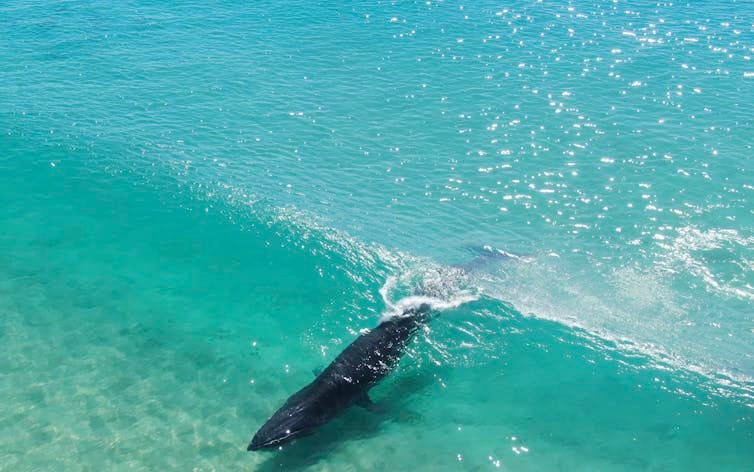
[247,303,432,451]
[247,246,519,451]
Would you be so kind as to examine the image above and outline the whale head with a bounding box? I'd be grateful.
[248,397,323,451]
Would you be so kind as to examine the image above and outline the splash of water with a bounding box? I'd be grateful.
[379,269,479,322]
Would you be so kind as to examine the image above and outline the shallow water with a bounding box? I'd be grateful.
[2,0,753,470]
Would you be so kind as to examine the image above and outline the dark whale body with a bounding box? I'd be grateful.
[248,304,431,451]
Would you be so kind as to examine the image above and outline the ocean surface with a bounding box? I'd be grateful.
[1,0,753,470]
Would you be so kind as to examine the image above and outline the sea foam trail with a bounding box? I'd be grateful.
[379,274,479,322]
[374,241,754,404]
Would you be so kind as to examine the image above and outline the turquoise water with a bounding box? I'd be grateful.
[1,0,753,470]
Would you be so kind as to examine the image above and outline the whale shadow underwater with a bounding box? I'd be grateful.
[247,247,518,453]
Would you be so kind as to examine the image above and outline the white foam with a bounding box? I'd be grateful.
[379,273,478,322]
[655,226,754,301]
[381,294,479,322]
[479,249,754,401]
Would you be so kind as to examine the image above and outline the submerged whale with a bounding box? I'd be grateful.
[248,303,432,451]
